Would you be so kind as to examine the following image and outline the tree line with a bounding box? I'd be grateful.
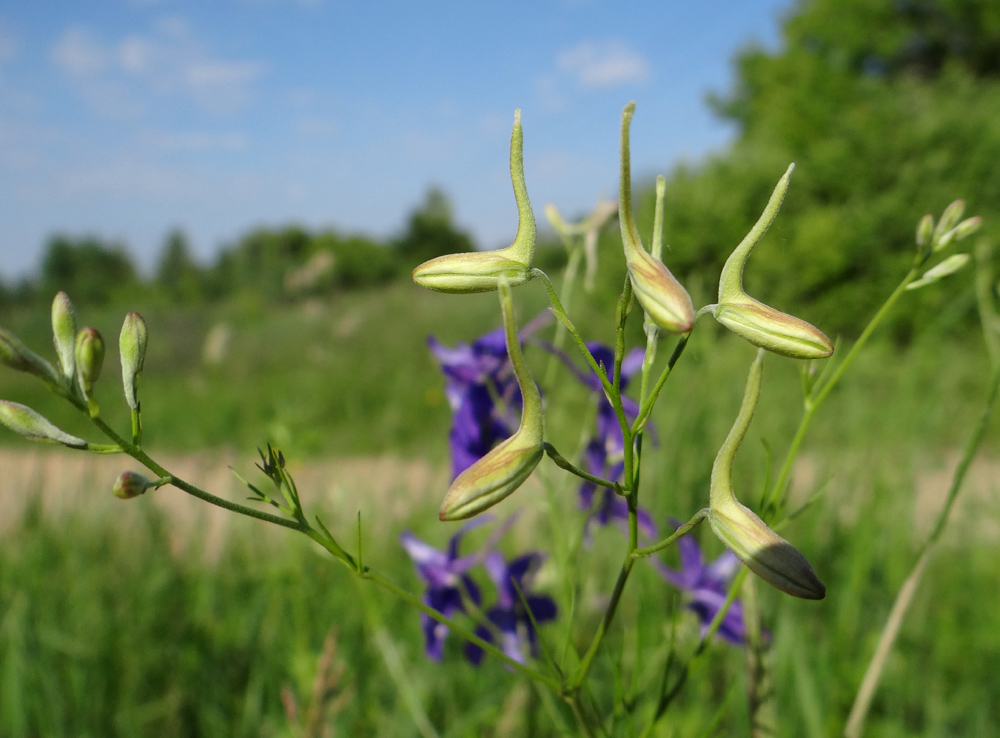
[0,187,482,310]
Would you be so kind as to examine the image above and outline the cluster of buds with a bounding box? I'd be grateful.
[908,200,982,291]
[0,291,154,499]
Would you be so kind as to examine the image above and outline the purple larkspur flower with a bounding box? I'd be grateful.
[400,518,491,661]
[656,524,746,645]
[465,552,558,666]
[428,328,525,481]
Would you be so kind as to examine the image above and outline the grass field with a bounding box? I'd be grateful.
[1,283,999,736]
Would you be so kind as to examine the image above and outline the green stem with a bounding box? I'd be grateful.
[640,567,750,736]
[91,416,307,533]
[571,550,636,691]
[765,265,919,513]
[631,509,709,558]
[632,332,690,436]
[534,267,633,486]
[543,443,623,494]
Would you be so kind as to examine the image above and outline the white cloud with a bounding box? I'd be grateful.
[557,40,649,89]
[50,22,267,117]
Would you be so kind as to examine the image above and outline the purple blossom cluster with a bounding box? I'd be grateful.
[401,517,557,664]
[418,328,747,653]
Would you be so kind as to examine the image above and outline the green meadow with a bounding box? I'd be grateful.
[1,278,999,736]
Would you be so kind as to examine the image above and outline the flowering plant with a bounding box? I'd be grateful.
[0,101,989,736]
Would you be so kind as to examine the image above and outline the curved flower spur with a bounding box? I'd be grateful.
[411,110,536,294]
[708,349,826,600]
[438,278,544,520]
[710,165,834,360]
[618,102,695,335]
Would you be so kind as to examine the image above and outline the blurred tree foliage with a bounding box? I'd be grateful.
[38,236,139,306]
[393,186,476,271]
[642,0,1000,339]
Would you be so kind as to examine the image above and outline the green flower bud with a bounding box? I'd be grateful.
[936,216,983,251]
[709,499,826,600]
[905,253,971,291]
[915,214,934,250]
[75,327,105,399]
[0,328,62,385]
[714,164,833,360]
[439,278,544,520]
[113,471,156,499]
[51,292,78,382]
[119,312,148,410]
[707,350,825,599]
[713,300,834,360]
[618,103,694,333]
[413,110,536,293]
[0,400,87,448]
[952,216,983,242]
[932,199,965,248]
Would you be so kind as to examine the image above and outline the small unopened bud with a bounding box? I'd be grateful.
[413,110,536,294]
[933,200,965,247]
[119,313,148,410]
[439,278,544,520]
[709,499,826,600]
[0,328,61,385]
[915,214,934,250]
[75,328,105,396]
[935,216,983,251]
[412,252,533,293]
[0,400,87,448]
[906,253,971,291]
[618,103,694,333]
[707,350,825,599]
[714,164,833,360]
[113,471,156,499]
[51,292,78,382]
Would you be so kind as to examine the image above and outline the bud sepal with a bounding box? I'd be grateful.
[713,164,833,360]
[439,278,544,520]
[618,102,694,334]
[707,349,826,599]
[413,110,536,294]
[0,400,87,448]
[75,328,105,417]
[113,470,165,499]
[51,292,78,384]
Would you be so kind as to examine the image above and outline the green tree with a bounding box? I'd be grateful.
[394,187,475,270]
[39,236,139,306]
[155,229,205,304]
[646,0,1000,338]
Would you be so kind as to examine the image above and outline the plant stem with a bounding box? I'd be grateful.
[91,416,307,532]
[631,509,709,558]
[765,265,919,513]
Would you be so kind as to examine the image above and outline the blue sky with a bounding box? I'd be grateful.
[0,0,791,279]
